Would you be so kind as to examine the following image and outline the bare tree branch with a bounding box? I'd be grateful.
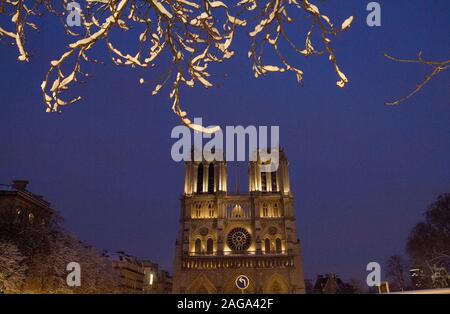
[385,52,450,106]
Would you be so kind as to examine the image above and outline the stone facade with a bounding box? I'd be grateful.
[0,180,53,226]
[143,260,173,294]
[110,252,172,294]
[111,253,145,293]
[172,149,306,294]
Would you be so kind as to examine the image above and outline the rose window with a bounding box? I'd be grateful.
[227,227,252,251]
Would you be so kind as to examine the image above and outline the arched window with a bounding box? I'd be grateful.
[197,163,204,193]
[262,204,268,217]
[206,238,214,254]
[264,239,271,254]
[208,163,214,194]
[275,238,282,254]
[194,203,201,218]
[208,203,214,217]
[231,204,243,218]
[271,171,277,191]
[28,212,34,224]
[273,203,279,217]
[195,239,202,254]
[261,172,267,191]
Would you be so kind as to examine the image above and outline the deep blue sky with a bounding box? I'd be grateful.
[0,0,449,283]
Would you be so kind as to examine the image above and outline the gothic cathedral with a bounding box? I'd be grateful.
[172,149,306,294]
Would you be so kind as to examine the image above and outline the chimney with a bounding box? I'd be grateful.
[12,180,29,191]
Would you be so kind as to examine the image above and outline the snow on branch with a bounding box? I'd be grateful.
[1,0,354,132]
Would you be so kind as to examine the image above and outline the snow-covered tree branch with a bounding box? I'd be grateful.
[0,0,353,132]
[26,233,121,293]
[0,202,120,293]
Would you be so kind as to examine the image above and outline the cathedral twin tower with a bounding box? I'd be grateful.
[172,149,306,294]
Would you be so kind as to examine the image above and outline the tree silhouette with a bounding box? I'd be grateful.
[406,193,450,288]
[385,255,407,291]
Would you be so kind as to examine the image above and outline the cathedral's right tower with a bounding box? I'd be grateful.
[172,148,306,294]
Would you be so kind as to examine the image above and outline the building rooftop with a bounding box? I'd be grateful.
[0,180,51,207]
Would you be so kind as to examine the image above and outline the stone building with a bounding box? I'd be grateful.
[143,261,173,294]
[0,180,53,226]
[110,252,172,294]
[110,252,145,293]
[172,148,306,293]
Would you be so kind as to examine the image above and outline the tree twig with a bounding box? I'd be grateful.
[385,52,450,106]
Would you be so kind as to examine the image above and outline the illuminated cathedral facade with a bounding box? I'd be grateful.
[172,149,306,294]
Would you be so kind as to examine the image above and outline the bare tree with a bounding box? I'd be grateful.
[0,0,354,132]
[26,233,78,293]
[430,264,450,289]
[348,278,366,294]
[407,193,450,288]
[0,198,119,293]
[26,232,121,293]
[0,241,27,293]
[72,243,122,293]
[386,255,407,291]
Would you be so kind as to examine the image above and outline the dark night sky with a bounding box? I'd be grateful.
[0,1,449,283]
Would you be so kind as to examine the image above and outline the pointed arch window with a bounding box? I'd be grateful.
[261,172,267,192]
[194,203,202,218]
[262,204,269,217]
[275,238,282,254]
[197,163,204,193]
[195,239,202,254]
[271,171,278,191]
[208,163,214,194]
[264,238,271,254]
[206,238,214,254]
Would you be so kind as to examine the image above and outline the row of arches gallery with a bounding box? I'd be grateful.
[193,238,283,254]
